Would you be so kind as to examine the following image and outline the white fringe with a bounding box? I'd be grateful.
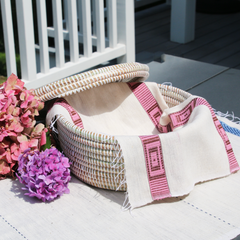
[49,115,61,134]
[110,143,133,211]
[122,192,131,211]
[214,109,240,125]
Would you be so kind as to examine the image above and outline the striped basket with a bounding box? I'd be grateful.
[35,62,191,191]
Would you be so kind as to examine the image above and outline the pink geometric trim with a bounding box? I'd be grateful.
[52,98,84,128]
[139,135,171,200]
[128,82,171,133]
[196,98,239,173]
[169,99,197,129]
[168,97,239,173]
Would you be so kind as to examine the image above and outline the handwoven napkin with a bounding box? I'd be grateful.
[116,93,240,209]
[46,82,240,209]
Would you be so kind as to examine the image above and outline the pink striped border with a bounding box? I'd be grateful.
[52,98,84,128]
[169,99,197,129]
[128,82,171,133]
[140,135,171,200]
[168,97,239,173]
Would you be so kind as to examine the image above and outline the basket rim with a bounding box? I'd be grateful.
[35,62,149,102]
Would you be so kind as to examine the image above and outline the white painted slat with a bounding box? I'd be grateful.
[67,0,79,63]
[107,0,117,48]
[80,0,92,57]
[117,0,135,63]
[36,0,49,74]
[15,0,37,81]
[26,44,125,89]
[47,27,109,47]
[52,0,65,68]
[63,0,68,30]
[94,0,105,53]
[1,0,17,76]
[92,0,97,37]
[77,0,83,34]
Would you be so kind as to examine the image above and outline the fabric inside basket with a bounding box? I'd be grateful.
[47,82,169,136]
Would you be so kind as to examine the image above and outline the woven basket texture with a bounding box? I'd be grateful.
[35,63,191,191]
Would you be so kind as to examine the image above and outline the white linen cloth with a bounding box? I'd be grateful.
[46,82,240,210]
[116,95,240,209]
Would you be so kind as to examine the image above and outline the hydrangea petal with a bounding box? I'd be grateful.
[17,148,71,202]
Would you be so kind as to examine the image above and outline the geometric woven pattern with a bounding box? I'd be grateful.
[51,98,84,128]
[128,82,171,133]
[220,120,240,137]
[139,135,171,200]
[168,97,239,173]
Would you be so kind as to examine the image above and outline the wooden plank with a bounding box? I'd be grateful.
[195,13,240,38]
[92,0,97,37]
[135,3,170,22]
[135,0,163,9]
[166,19,240,57]
[94,0,105,53]
[107,0,117,48]
[77,0,82,34]
[136,21,170,46]
[183,25,240,60]
[135,9,171,29]
[36,0,49,74]
[63,0,68,30]
[0,0,17,76]
[141,39,179,55]
[16,0,36,81]
[216,51,240,69]
[52,0,65,68]
[117,0,135,63]
[136,31,170,53]
[136,15,170,37]
[194,13,226,31]
[80,0,92,58]
[198,39,240,65]
[67,0,79,62]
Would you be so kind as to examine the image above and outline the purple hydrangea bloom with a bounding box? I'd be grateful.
[18,147,71,202]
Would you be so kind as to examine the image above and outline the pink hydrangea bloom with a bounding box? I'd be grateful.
[0,74,47,179]
[18,148,71,202]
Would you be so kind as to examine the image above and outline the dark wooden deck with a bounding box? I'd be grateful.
[135,3,240,69]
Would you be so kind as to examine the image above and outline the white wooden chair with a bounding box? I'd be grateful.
[1,0,135,89]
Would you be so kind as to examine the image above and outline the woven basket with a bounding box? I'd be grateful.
[35,62,191,191]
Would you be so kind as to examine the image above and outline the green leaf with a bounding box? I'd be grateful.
[41,130,52,151]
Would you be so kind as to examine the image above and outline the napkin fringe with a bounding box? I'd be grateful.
[215,110,240,124]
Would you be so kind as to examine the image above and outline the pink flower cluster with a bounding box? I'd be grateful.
[18,148,71,202]
[0,74,47,179]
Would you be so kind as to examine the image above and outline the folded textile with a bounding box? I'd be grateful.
[116,84,240,209]
[46,82,240,209]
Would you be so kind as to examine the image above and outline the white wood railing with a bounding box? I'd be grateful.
[0,0,135,89]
